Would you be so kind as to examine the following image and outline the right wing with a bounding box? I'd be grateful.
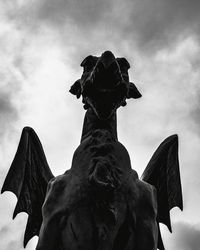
[141,134,183,250]
[1,127,54,247]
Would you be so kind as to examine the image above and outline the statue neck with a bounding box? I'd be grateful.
[81,108,118,142]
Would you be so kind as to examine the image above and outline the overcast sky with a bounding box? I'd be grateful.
[0,0,200,249]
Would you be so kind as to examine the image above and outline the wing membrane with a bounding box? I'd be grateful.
[141,134,183,249]
[1,127,54,247]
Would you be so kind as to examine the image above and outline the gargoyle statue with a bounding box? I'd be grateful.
[1,51,183,250]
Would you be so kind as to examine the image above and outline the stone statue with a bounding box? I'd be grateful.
[1,51,183,250]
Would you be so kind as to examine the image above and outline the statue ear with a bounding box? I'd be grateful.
[80,55,98,67]
[117,57,130,70]
[127,82,142,99]
[69,79,82,98]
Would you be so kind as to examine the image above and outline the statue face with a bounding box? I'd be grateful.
[70,51,141,120]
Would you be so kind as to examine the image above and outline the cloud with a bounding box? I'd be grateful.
[164,222,200,250]
[0,91,17,137]
[0,212,37,250]
[5,0,200,53]
[0,225,10,238]
[122,0,200,51]
[36,0,112,28]
[0,6,25,143]
[189,89,200,135]
[9,0,111,27]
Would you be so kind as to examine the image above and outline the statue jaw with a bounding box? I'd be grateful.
[82,84,128,120]
[80,51,128,120]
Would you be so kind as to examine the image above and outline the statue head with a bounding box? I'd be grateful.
[70,51,141,120]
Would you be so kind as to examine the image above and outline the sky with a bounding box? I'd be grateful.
[0,0,200,249]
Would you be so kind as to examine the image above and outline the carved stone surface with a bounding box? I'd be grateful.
[1,51,183,250]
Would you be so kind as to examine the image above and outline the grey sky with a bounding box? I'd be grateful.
[9,0,200,52]
[0,0,200,249]
[164,222,200,250]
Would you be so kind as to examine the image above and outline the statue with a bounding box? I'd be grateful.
[1,51,183,250]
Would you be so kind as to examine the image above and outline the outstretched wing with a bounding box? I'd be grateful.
[141,134,183,250]
[1,127,54,247]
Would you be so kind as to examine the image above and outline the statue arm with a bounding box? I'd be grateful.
[36,176,67,250]
[136,217,158,250]
[36,217,61,250]
[135,182,158,250]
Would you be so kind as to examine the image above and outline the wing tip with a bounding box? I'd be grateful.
[23,230,38,248]
[1,186,5,194]
[178,203,183,212]
[22,126,35,134]
[1,187,19,200]
[164,134,178,144]
[13,207,30,220]
[23,238,29,248]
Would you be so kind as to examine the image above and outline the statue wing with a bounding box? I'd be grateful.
[1,127,54,247]
[141,134,183,250]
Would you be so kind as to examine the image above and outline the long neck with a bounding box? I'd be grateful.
[81,108,118,142]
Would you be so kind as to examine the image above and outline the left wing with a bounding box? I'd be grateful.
[1,127,54,247]
[141,134,183,250]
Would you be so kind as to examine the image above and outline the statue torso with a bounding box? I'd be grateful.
[41,126,156,250]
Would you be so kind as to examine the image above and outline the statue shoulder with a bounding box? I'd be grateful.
[136,179,157,219]
[43,172,71,217]
[47,172,70,194]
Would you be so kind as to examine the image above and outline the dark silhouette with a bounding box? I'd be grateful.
[1,51,183,250]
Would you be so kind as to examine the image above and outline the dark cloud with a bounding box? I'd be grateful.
[7,0,112,33]
[187,80,200,135]
[165,222,200,250]
[190,104,200,134]
[0,225,9,237]
[0,7,30,143]
[36,0,112,27]
[0,91,18,138]
[124,0,200,51]
[8,0,200,53]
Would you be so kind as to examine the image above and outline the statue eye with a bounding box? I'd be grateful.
[83,64,94,73]
[117,58,130,71]
[81,55,98,73]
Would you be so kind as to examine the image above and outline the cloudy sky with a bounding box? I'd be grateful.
[0,0,200,249]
